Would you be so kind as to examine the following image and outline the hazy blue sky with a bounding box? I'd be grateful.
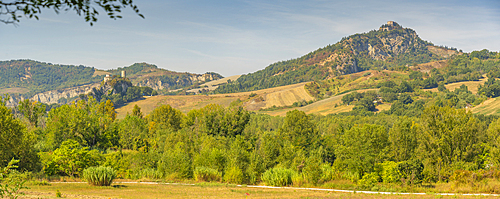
[1,0,499,76]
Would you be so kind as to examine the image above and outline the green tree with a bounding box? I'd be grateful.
[335,124,388,178]
[486,117,500,166]
[117,115,148,150]
[132,104,143,119]
[45,97,117,149]
[0,0,143,25]
[417,106,485,181]
[185,104,250,137]
[388,117,418,161]
[278,110,318,150]
[147,104,183,133]
[17,99,46,128]
[0,97,36,169]
[39,139,102,177]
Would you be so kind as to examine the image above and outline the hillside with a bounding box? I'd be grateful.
[0,60,223,105]
[214,21,454,94]
[108,63,223,91]
[115,82,315,119]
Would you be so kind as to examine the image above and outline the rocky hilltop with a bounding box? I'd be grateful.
[215,21,457,94]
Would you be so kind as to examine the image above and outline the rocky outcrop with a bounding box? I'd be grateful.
[189,73,217,82]
[30,83,100,104]
[4,95,25,107]
[136,80,167,90]
[136,73,222,91]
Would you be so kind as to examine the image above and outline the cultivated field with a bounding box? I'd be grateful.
[260,89,385,116]
[116,82,315,118]
[0,87,29,94]
[187,75,242,93]
[471,97,500,115]
[424,78,487,94]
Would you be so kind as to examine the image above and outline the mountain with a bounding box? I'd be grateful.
[0,60,222,105]
[214,21,459,94]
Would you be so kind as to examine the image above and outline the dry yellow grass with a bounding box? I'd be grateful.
[92,70,111,77]
[187,75,242,93]
[261,89,380,117]
[411,60,448,73]
[0,87,29,94]
[116,82,316,119]
[115,95,241,119]
[424,78,487,94]
[471,97,500,115]
[261,84,314,109]
[22,182,498,199]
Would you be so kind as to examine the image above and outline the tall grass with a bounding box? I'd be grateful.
[194,167,221,182]
[262,168,296,186]
[82,166,117,186]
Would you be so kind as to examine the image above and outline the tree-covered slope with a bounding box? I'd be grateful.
[215,22,454,94]
[0,60,102,97]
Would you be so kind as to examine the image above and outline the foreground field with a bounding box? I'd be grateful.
[21,182,499,199]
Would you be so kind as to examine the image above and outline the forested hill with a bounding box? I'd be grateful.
[0,60,102,97]
[0,60,223,100]
[214,21,459,94]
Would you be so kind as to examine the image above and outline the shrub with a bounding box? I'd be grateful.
[129,168,163,180]
[303,161,323,185]
[291,172,306,187]
[82,166,117,186]
[320,164,337,182]
[380,161,401,183]
[261,168,296,186]
[158,149,192,179]
[224,166,244,184]
[359,172,379,188]
[194,167,221,182]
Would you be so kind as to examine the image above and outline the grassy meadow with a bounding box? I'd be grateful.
[20,181,500,199]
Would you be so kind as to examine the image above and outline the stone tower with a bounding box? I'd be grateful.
[121,70,126,78]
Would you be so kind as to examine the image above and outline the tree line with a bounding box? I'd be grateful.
[2,93,500,190]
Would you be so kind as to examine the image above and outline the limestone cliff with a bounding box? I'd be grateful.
[30,83,100,104]
[135,72,222,91]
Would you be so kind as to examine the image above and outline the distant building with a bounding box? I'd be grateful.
[379,21,400,31]
[104,74,112,82]
[121,70,126,78]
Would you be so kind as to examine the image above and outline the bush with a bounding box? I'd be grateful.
[82,166,117,186]
[320,164,337,182]
[359,172,379,188]
[261,168,296,186]
[158,149,192,179]
[224,166,244,184]
[129,168,163,180]
[194,167,221,182]
[292,172,306,187]
[380,161,401,183]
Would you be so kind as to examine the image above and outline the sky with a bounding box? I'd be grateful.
[1,0,499,77]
